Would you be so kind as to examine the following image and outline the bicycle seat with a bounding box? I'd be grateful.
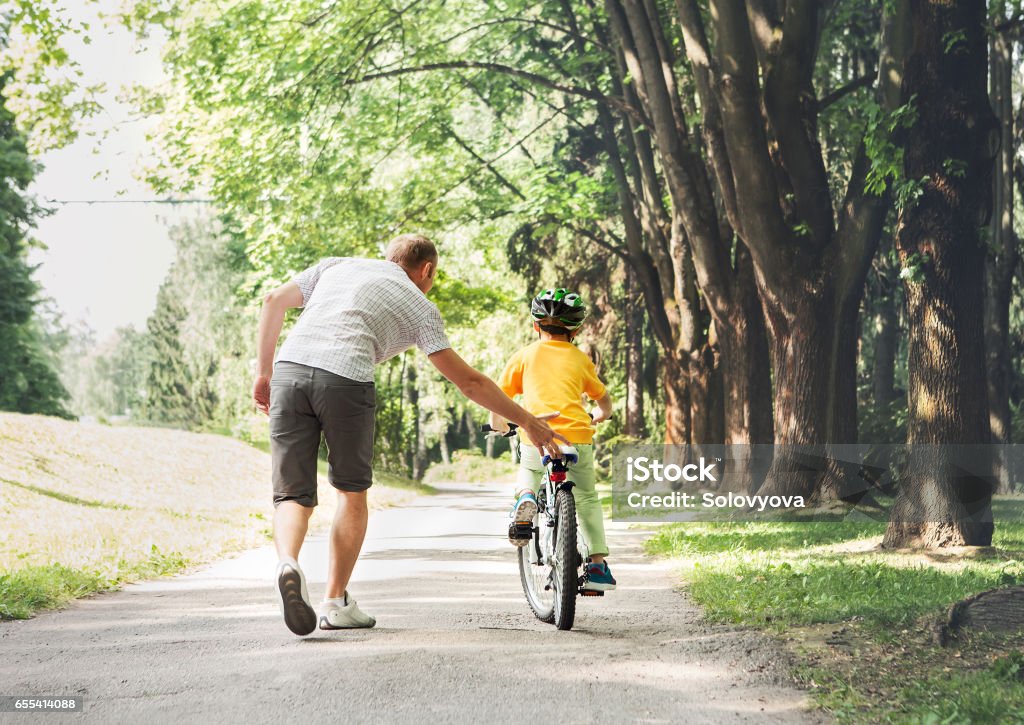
[543,445,579,466]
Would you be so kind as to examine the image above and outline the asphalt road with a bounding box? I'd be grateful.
[0,481,822,724]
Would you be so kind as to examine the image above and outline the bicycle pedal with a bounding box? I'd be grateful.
[580,590,604,597]
[508,522,533,540]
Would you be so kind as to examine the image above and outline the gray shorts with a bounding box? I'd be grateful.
[270,361,376,506]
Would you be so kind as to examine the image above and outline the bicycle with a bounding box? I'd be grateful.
[482,422,603,631]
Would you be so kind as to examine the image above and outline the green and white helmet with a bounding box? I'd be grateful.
[530,288,588,330]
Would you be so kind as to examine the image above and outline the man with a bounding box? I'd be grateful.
[252,233,566,636]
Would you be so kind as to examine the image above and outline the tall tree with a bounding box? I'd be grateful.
[605,0,911,499]
[984,2,1020,493]
[623,264,647,438]
[141,216,250,430]
[0,69,69,418]
[883,0,999,548]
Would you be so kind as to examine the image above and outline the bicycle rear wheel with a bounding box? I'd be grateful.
[551,489,577,631]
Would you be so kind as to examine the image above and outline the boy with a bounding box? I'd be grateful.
[490,288,616,591]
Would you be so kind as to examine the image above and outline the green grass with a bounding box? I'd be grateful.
[688,558,1022,631]
[645,503,1024,723]
[423,449,519,485]
[796,651,1024,724]
[0,547,190,620]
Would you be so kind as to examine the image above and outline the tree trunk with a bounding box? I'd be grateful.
[718,247,773,446]
[688,344,717,444]
[872,287,899,408]
[408,362,427,479]
[756,285,837,499]
[439,426,451,465]
[883,0,997,548]
[624,264,647,438]
[663,352,691,444]
[717,251,773,492]
[983,14,1017,493]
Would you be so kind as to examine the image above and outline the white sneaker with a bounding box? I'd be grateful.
[318,592,376,629]
[275,557,316,636]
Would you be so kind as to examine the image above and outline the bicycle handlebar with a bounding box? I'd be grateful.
[480,423,518,438]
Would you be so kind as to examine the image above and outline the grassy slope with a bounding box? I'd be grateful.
[646,509,1024,723]
[423,449,519,485]
[0,413,424,619]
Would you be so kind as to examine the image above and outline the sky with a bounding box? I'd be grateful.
[26,3,203,341]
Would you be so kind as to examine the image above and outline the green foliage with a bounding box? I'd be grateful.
[857,397,908,444]
[864,97,918,197]
[899,252,930,284]
[62,325,148,418]
[0,71,70,418]
[140,216,252,430]
[1,2,104,151]
[942,29,968,54]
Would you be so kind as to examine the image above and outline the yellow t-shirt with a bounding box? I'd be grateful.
[498,340,608,444]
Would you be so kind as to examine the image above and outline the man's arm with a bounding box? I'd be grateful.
[253,282,304,415]
[428,348,567,456]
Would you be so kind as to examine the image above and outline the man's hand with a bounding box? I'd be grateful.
[254,282,303,415]
[522,412,569,459]
[253,375,271,415]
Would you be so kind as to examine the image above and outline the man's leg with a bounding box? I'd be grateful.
[325,490,368,599]
[268,363,321,636]
[274,501,314,560]
[313,371,377,628]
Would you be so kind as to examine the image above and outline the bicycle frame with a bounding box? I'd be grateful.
[481,423,598,618]
[532,452,585,563]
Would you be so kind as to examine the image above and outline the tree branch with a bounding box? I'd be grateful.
[762,0,834,249]
[675,0,742,288]
[706,0,792,286]
[817,72,876,111]
[445,126,525,200]
[344,61,645,122]
[430,16,610,54]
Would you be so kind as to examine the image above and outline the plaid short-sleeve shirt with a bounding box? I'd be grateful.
[276,257,451,382]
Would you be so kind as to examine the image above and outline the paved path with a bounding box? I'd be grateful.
[1,481,822,724]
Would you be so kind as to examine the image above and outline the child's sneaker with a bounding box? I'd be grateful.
[583,561,616,591]
[507,489,538,547]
